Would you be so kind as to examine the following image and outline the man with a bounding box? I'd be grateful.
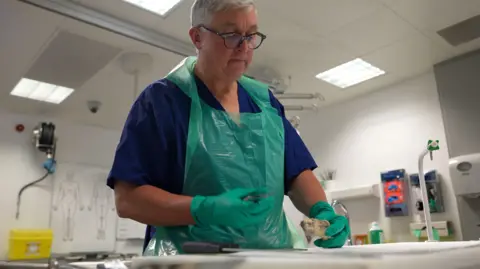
[108,0,349,255]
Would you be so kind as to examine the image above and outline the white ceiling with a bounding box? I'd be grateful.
[1,0,480,129]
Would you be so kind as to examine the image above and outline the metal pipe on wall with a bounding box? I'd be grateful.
[275,93,324,101]
[284,104,318,111]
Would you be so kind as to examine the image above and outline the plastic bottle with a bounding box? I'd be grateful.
[368,222,384,244]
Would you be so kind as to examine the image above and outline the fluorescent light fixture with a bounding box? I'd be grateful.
[122,0,182,16]
[315,58,385,89]
[10,78,74,104]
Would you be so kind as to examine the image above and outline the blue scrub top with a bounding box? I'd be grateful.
[107,76,317,251]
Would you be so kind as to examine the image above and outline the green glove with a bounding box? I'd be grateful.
[191,188,273,229]
[309,201,350,248]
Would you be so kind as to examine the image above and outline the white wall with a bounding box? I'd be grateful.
[0,111,143,259]
[293,72,461,241]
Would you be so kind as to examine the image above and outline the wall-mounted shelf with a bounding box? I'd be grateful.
[327,183,380,201]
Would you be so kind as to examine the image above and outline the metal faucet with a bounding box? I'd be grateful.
[331,200,353,246]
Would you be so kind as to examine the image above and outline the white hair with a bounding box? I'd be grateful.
[190,0,255,26]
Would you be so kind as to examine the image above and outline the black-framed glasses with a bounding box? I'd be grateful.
[199,25,266,50]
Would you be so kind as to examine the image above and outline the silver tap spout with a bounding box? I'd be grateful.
[331,200,353,246]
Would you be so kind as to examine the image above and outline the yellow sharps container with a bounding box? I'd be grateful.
[8,229,53,260]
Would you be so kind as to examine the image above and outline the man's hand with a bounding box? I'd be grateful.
[309,201,349,248]
[191,188,273,228]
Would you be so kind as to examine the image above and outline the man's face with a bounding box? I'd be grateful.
[192,6,258,80]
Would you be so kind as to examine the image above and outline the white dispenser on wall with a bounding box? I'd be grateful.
[449,153,480,240]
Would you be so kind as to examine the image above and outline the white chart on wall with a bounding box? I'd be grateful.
[116,218,146,240]
[50,163,117,253]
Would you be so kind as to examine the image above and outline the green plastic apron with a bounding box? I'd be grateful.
[148,56,293,255]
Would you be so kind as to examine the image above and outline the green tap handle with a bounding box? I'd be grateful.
[427,140,439,151]
[428,140,439,160]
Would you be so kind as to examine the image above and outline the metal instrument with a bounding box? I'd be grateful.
[0,257,132,269]
[182,242,307,254]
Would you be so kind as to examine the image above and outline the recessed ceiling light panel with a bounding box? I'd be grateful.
[316,58,385,88]
[10,78,74,104]
[123,0,182,16]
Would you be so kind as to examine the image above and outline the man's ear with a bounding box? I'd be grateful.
[189,27,202,50]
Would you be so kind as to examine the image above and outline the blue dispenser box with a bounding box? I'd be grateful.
[381,169,410,217]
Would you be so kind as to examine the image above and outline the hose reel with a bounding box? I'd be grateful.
[16,122,58,219]
[33,122,56,159]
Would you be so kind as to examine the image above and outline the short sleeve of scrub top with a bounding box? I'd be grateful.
[107,77,318,250]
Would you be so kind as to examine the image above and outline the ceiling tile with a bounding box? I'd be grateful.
[377,0,397,7]
[259,13,319,43]
[324,7,418,56]
[255,12,326,68]
[78,0,162,27]
[256,0,383,37]
[0,0,63,102]
[153,0,193,42]
[363,32,450,78]
[265,40,356,78]
[384,0,480,32]
[25,31,122,89]
[75,0,193,43]
[61,17,146,52]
